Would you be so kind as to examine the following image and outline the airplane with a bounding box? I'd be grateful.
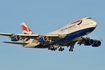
[0,17,102,51]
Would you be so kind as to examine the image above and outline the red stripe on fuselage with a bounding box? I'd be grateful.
[71,20,82,24]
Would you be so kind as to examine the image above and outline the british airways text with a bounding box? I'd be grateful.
[61,25,75,31]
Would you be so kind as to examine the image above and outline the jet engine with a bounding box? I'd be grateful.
[11,35,21,41]
[39,36,48,42]
[84,39,94,46]
[92,40,101,47]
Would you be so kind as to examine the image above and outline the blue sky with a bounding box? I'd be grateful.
[0,0,105,70]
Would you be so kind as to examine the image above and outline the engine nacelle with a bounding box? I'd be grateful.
[84,39,94,46]
[92,40,101,47]
[39,36,48,42]
[11,35,21,41]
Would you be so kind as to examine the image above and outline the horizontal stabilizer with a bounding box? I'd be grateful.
[3,42,28,45]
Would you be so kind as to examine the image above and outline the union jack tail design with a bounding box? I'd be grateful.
[20,22,33,35]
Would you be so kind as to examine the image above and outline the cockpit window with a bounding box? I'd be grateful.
[86,17,92,19]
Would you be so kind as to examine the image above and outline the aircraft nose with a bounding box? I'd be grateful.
[93,21,97,27]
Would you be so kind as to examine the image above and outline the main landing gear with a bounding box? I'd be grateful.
[68,41,76,52]
[51,47,57,51]
[48,44,59,51]
[48,45,65,51]
[59,46,64,51]
[48,46,57,51]
[69,46,74,52]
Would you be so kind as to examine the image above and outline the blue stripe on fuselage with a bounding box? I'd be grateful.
[24,33,29,34]
[77,21,82,25]
[52,27,95,44]
[35,27,95,48]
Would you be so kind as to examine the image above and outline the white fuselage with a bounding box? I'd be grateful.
[24,17,97,48]
[48,17,97,35]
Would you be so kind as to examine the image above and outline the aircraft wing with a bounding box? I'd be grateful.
[0,33,39,37]
[0,33,66,39]
[0,33,13,36]
[3,41,28,45]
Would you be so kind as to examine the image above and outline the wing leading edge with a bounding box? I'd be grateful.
[0,33,66,39]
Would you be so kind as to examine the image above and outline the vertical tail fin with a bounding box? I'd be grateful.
[20,22,34,43]
[20,22,33,35]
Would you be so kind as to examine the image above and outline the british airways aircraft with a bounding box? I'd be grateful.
[0,17,102,51]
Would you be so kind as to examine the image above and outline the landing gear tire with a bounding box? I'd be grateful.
[59,48,64,51]
[69,49,73,51]
[51,47,57,51]
[51,48,53,51]
[54,48,57,51]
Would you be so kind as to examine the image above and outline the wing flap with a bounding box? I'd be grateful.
[3,41,28,45]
